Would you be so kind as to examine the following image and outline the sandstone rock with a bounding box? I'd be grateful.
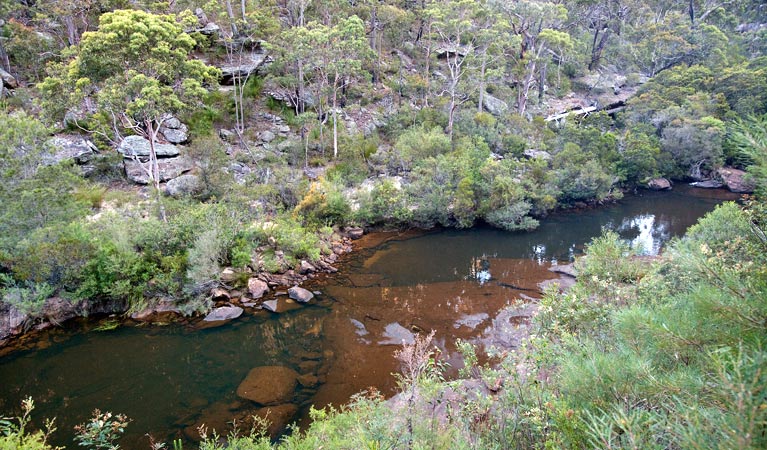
[219,52,269,85]
[160,119,189,144]
[345,226,364,240]
[165,174,201,198]
[219,129,236,142]
[117,135,180,158]
[690,180,724,189]
[523,149,551,160]
[248,278,269,299]
[45,135,98,165]
[0,67,18,89]
[203,305,243,322]
[42,297,78,325]
[538,277,576,293]
[236,366,299,405]
[123,155,193,184]
[482,92,508,116]
[548,263,577,278]
[211,288,231,301]
[379,322,415,345]
[288,286,314,303]
[130,299,181,321]
[298,260,315,275]
[259,130,276,143]
[297,373,319,388]
[718,167,755,193]
[647,177,672,190]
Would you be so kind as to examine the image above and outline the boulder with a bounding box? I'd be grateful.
[236,366,299,405]
[647,177,672,190]
[219,129,236,142]
[345,226,364,240]
[197,22,220,36]
[130,299,181,321]
[248,278,269,299]
[297,373,319,388]
[124,155,193,184]
[288,286,314,303]
[548,263,577,278]
[523,149,552,160]
[0,304,28,341]
[160,118,189,144]
[117,135,180,158]
[0,67,18,89]
[538,277,576,293]
[482,92,508,116]
[259,130,276,143]
[165,174,202,198]
[298,260,315,275]
[45,135,98,165]
[718,167,755,193]
[203,305,243,322]
[379,322,415,345]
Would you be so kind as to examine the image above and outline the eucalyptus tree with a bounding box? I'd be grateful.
[40,9,219,220]
[494,0,573,115]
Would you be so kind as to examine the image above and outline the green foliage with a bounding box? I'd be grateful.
[74,410,130,450]
[0,398,55,450]
[393,125,451,171]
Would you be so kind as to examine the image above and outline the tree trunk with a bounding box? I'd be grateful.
[478,49,487,113]
[64,16,78,46]
[145,119,168,223]
[241,0,247,22]
[589,28,610,71]
[224,0,238,36]
[333,73,339,159]
[538,62,546,103]
[370,6,379,84]
[0,37,11,73]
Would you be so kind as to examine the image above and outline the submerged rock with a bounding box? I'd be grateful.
[253,403,299,438]
[236,366,299,405]
[379,322,415,345]
[690,180,724,189]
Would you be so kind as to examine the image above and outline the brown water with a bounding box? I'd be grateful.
[0,185,738,448]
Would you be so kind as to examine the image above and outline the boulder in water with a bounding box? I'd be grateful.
[236,366,299,405]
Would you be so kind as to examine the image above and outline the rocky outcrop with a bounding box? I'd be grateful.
[236,366,299,405]
[647,178,672,190]
[288,286,314,303]
[159,117,189,144]
[718,167,755,193]
[124,155,194,184]
[44,135,98,166]
[218,51,270,85]
[118,135,180,158]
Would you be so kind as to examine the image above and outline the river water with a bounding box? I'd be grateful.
[0,186,738,447]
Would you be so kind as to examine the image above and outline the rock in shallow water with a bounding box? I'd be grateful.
[288,286,314,303]
[236,366,299,405]
[203,305,243,322]
[379,322,415,345]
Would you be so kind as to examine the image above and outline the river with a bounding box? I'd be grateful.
[0,185,739,447]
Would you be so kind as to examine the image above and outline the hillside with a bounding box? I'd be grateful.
[0,0,766,448]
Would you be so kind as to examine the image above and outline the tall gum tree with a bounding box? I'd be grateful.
[40,9,219,221]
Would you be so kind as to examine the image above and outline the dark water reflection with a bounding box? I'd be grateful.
[0,185,737,447]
